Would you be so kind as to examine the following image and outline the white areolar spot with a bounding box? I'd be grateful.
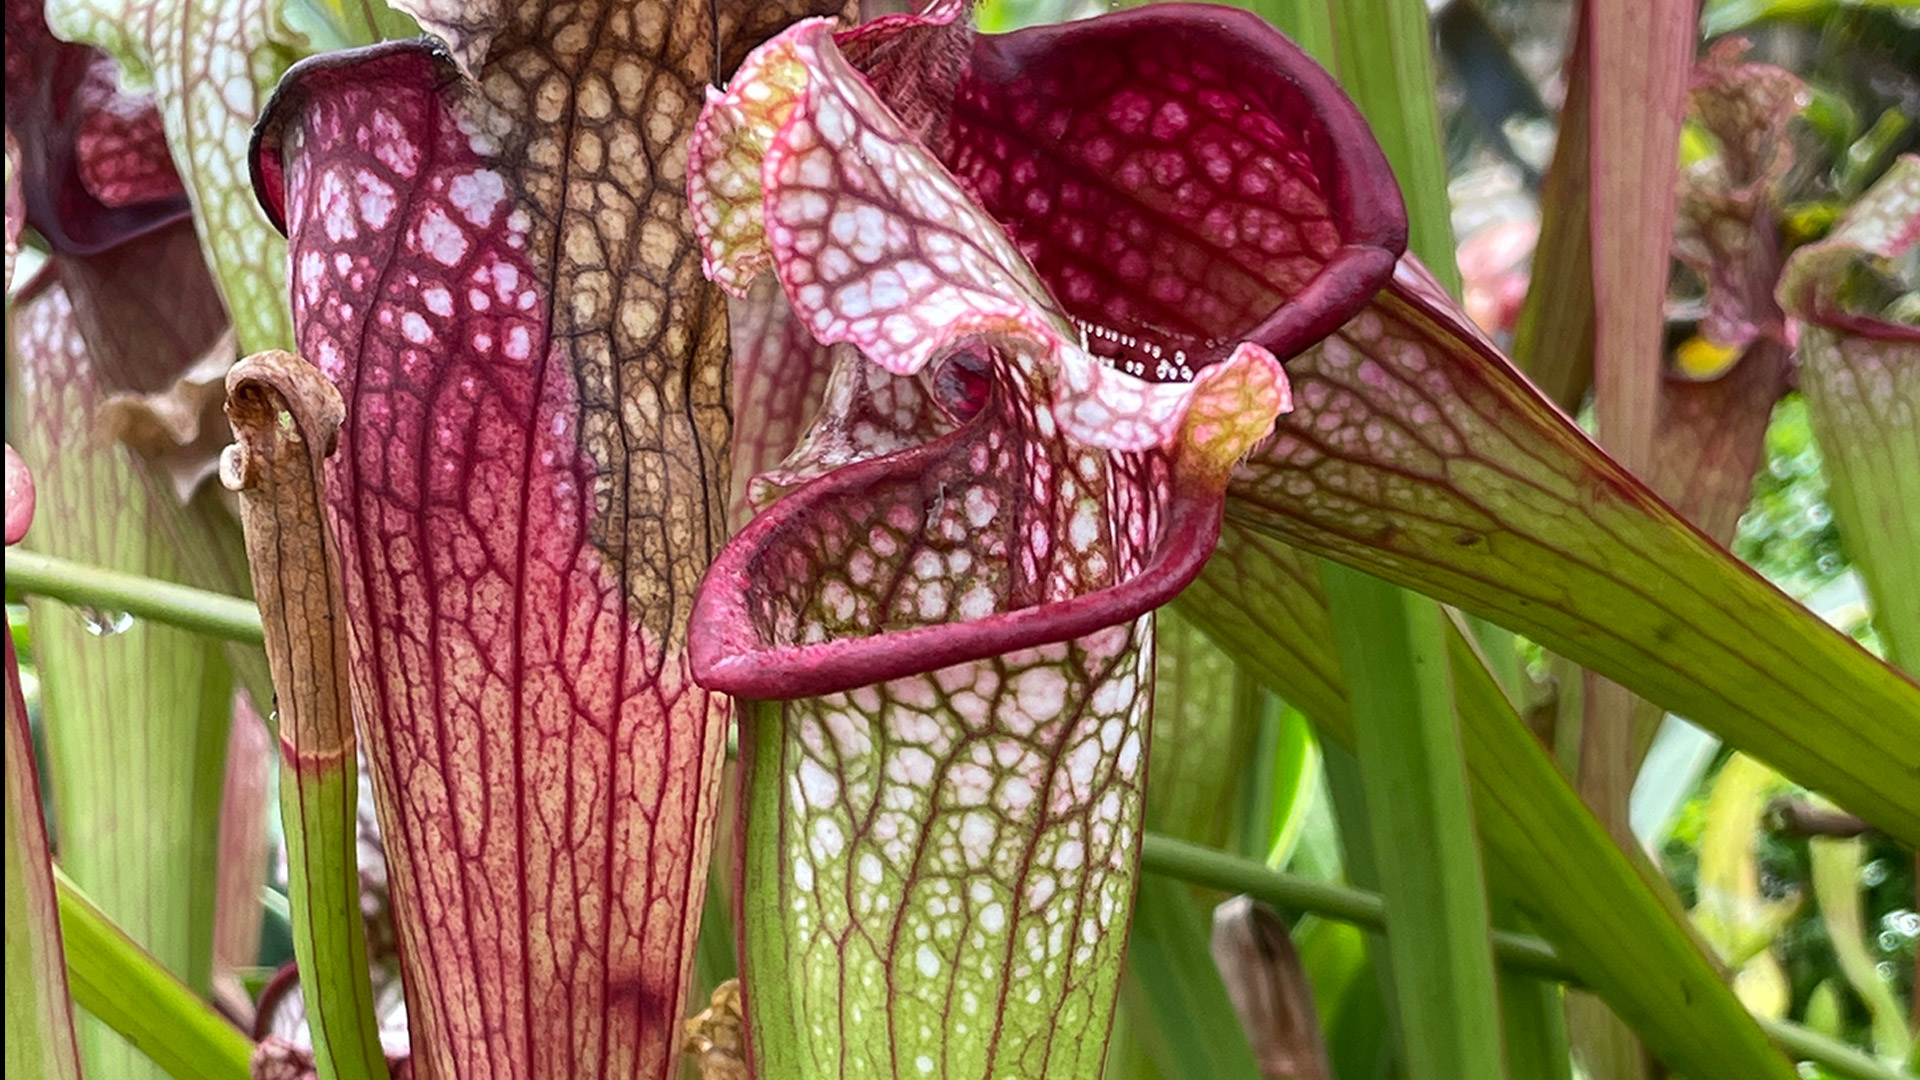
[1014,667,1067,723]
[415,208,469,267]
[355,170,396,230]
[915,944,941,978]
[1067,502,1101,552]
[798,758,839,808]
[979,902,1007,933]
[1066,738,1102,795]
[811,817,846,860]
[449,169,508,228]
[958,812,996,863]
[401,312,433,345]
[999,776,1035,812]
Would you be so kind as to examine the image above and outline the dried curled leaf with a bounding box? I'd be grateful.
[682,981,749,1080]
[95,329,237,503]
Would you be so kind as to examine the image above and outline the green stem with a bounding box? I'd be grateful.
[6,550,263,646]
[54,868,253,1080]
[1756,1019,1913,1080]
[1139,834,1568,981]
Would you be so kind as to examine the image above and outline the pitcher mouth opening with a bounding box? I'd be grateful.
[689,406,1225,701]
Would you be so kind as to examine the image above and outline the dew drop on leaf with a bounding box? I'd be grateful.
[77,607,134,637]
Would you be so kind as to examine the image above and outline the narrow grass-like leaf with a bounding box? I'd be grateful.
[1248,704,1320,869]
[55,869,254,1080]
[1322,0,1458,291]
[222,350,386,1080]
[1289,915,1394,1080]
[1322,563,1505,1080]
[1228,0,1335,72]
[1493,898,1572,1080]
[1315,743,1406,1071]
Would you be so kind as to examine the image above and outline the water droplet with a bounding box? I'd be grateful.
[1861,858,1890,888]
[78,608,134,637]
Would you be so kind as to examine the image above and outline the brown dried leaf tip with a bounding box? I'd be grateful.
[220,348,352,768]
[682,980,749,1080]
[221,350,344,494]
[1212,896,1334,1080]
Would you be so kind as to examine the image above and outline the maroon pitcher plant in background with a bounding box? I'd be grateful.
[246,0,844,1075]
[684,6,1401,1076]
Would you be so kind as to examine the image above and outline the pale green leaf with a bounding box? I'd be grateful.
[55,870,253,1080]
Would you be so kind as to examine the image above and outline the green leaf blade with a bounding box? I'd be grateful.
[1444,614,1799,1080]
[55,870,253,1080]
[1323,565,1506,1080]
[1230,277,1920,843]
